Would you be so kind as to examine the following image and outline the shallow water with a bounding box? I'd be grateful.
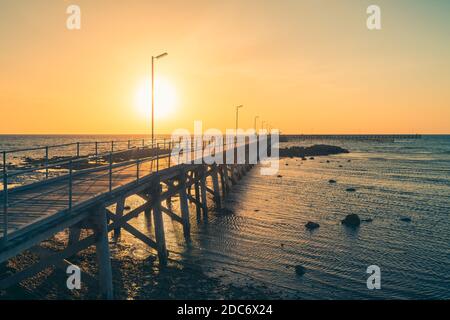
[1,135,449,299]
[169,135,450,299]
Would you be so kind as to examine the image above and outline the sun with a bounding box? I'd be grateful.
[135,77,177,119]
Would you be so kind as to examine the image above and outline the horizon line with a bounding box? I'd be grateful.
[0,133,449,136]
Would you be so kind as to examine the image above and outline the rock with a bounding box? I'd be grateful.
[295,265,306,276]
[309,157,314,160]
[341,214,361,227]
[305,221,320,230]
[254,209,260,212]
[285,163,289,166]
[301,157,307,161]
[400,217,412,222]
[339,165,343,168]
[348,159,351,162]
[326,160,330,163]
[346,188,356,192]
[280,145,350,158]
[277,175,283,178]
[328,179,337,184]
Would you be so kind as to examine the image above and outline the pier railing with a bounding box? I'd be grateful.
[0,136,265,243]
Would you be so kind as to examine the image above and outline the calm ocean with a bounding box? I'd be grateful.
[1,134,449,299]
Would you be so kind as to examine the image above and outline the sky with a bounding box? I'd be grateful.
[1,0,449,134]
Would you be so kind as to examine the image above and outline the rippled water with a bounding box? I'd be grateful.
[169,135,450,299]
[1,135,449,299]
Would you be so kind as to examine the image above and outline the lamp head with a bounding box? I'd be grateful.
[155,52,168,59]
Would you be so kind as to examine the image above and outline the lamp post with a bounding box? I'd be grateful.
[235,105,244,132]
[254,116,259,132]
[151,52,168,146]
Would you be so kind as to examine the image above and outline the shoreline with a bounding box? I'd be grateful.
[0,231,281,300]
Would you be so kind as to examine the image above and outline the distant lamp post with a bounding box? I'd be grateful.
[235,105,244,133]
[151,52,168,145]
[254,116,259,132]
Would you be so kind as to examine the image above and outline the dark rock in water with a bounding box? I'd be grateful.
[400,217,412,222]
[346,188,356,192]
[341,214,361,227]
[295,265,306,276]
[328,179,337,184]
[305,221,320,230]
[280,145,349,158]
[277,175,283,178]
[362,218,373,223]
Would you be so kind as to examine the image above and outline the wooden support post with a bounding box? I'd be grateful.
[91,205,113,300]
[144,208,152,226]
[200,166,208,218]
[113,197,125,239]
[68,227,81,247]
[151,181,168,266]
[194,170,202,221]
[179,170,191,242]
[211,165,221,208]
[230,165,238,185]
[219,165,227,198]
[225,165,233,189]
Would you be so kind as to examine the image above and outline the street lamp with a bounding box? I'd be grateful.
[151,52,168,146]
[254,116,259,132]
[235,105,244,132]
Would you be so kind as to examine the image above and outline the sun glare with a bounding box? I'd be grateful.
[135,77,177,119]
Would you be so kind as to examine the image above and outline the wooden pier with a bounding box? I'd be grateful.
[0,137,268,298]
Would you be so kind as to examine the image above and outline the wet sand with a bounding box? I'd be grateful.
[0,224,280,300]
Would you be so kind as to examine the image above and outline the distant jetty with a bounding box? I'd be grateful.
[279,145,349,158]
[281,134,421,142]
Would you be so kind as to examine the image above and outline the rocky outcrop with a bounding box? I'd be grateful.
[279,145,349,158]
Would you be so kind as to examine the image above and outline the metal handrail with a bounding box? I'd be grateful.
[0,138,165,154]
[2,140,167,179]
[1,135,267,241]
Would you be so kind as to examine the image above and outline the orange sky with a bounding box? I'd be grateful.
[1,0,449,134]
